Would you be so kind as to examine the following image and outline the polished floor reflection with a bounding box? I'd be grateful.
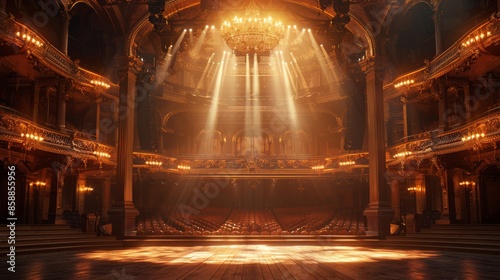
[6,244,500,280]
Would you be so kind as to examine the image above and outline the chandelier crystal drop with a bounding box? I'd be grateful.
[221,0,284,55]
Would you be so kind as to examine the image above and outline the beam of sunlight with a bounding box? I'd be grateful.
[320,44,341,85]
[195,53,215,92]
[278,51,298,129]
[308,30,334,84]
[245,54,252,140]
[252,54,261,140]
[191,26,209,55]
[289,52,308,94]
[157,29,187,82]
[205,51,228,134]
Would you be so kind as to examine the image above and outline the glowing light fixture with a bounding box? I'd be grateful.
[221,0,284,55]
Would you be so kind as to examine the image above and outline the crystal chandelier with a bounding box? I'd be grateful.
[221,0,284,55]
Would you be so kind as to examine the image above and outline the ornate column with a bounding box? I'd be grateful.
[77,175,86,214]
[48,157,71,224]
[433,9,443,56]
[390,179,401,221]
[56,81,68,129]
[362,56,394,237]
[33,80,41,123]
[95,97,102,141]
[108,56,142,238]
[463,82,471,122]
[59,10,71,55]
[101,177,111,220]
[402,98,409,139]
[438,80,448,130]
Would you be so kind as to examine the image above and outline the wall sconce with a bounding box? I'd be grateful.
[79,186,94,192]
[459,181,475,187]
[407,186,419,192]
[30,181,46,189]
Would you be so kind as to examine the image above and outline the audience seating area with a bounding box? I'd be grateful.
[136,207,366,236]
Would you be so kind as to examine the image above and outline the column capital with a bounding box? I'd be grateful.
[115,56,143,81]
[361,56,385,79]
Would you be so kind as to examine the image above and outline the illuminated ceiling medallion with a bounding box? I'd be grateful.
[221,0,284,55]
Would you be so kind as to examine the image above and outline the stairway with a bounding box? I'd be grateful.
[0,224,122,254]
[383,224,500,254]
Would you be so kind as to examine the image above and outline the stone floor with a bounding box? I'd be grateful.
[2,244,500,279]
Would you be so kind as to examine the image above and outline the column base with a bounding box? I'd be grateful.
[363,204,395,237]
[108,201,139,238]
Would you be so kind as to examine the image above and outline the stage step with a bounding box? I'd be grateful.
[0,224,122,254]
[383,224,500,254]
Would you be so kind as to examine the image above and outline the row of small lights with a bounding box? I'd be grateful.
[311,165,325,170]
[21,133,44,142]
[177,164,191,170]
[29,181,46,187]
[393,151,413,159]
[90,80,111,89]
[93,151,111,158]
[339,161,355,166]
[79,186,94,192]
[407,186,419,192]
[459,181,476,186]
[15,31,44,47]
[461,31,492,48]
[394,79,415,89]
[461,133,485,142]
[146,161,163,166]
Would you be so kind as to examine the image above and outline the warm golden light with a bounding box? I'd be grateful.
[29,181,46,188]
[393,151,413,159]
[221,0,284,55]
[78,245,438,265]
[93,151,111,158]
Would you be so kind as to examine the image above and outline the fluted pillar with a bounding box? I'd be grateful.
[33,81,40,123]
[59,10,71,55]
[433,10,443,56]
[108,56,142,238]
[438,80,448,130]
[95,98,102,141]
[57,81,67,129]
[362,56,394,237]
[101,177,111,220]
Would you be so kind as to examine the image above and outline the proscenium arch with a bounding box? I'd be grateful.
[124,0,376,58]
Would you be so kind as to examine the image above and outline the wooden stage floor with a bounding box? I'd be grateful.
[4,243,500,279]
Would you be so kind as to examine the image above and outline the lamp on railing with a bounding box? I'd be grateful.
[220,0,284,55]
[93,150,111,170]
[177,164,191,174]
[394,79,414,89]
[393,151,413,159]
[21,132,44,151]
[90,80,111,89]
[461,132,485,151]
[146,160,163,172]
[339,160,355,167]
[311,164,325,172]
[15,31,44,47]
